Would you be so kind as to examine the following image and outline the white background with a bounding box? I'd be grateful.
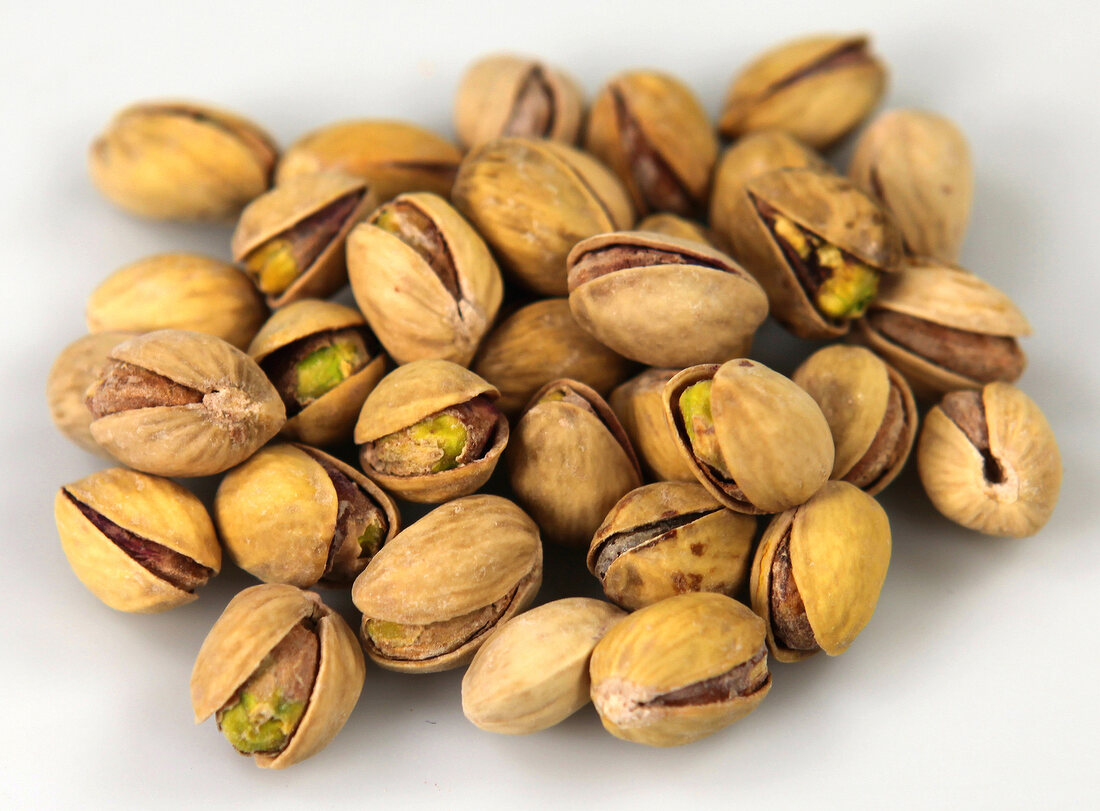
[2,1,1098,808]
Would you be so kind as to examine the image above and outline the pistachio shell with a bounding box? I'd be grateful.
[636,213,711,245]
[609,368,696,482]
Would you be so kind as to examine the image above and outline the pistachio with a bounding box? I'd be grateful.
[636,213,712,245]
[609,368,696,483]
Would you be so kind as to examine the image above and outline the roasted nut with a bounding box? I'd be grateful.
[84,329,285,477]
[461,598,625,734]
[610,368,696,482]
[718,34,887,149]
[507,379,642,547]
[566,230,768,367]
[589,592,771,747]
[347,192,503,366]
[54,468,220,612]
[636,213,712,245]
[917,384,1061,537]
[352,495,542,673]
[749,481,891,663]
[588,482,756,610]
[191,585,364,769]
[792,345,918,494]
[88,100,277,221]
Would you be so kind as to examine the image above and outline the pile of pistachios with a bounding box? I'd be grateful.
[48,34,1063,764]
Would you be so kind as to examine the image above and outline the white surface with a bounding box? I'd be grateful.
[3,1,1099,808]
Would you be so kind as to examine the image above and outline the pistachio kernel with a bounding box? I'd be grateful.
[305,451,389,582]
[365,395,500,476]
[768,529,819,652]
[370,200,460,298]
[612,89,693,215]
[504,66,555,138]
[85,360,203,417]
[646,647,769,707]
[592,509,718,580]
[678,380,725,476]
[261,328,373,414]
[842,379,909,490]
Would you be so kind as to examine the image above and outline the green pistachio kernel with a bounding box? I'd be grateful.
[366,619,414,644]
[246,238,299,295]
[814,246,879,319]
[374,414,468,475]
[218,690,306,754]
[679,380,729,476]
[358,520,386,559]
[295,340,365,402]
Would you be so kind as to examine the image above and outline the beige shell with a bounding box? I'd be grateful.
[88,100,277,221]
[86,253,267,350]
[455,54,585,149]
[749,481,891,663]
[54,468,220,613]
[610,368,696,483]
[88,330,286,477]
[351,494,543,673]
[452,137,635,296]
[566,230,768,367]
[718,34,886,149]
[849,109,973,263]
[461,598,625,734]
[347,192,503,366]
[636,213,711,245]
[589,592,771,746]
[190,584,365,769]
[507,379,642,547]
[917,384,1062,538]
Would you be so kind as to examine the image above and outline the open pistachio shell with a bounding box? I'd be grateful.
[610,368,696,483]
[636,213,712,245]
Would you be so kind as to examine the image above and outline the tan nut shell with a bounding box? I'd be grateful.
[352,495,543,673]
[588,482,757,610]
[566,231,768,367]
[347,192,503,366]
[89,330,286,477]
[590,592,770,747]
[249,300,386,446]
[86,253,267,350]
[636,213,711,245]
[610,368,696,482]
[750,481,891,663]
[88,100,277,221]
[461,598,625,734]
[918,384,1062,538]
[55,468,221,613]
[190,584,365,769]
[452,137,635,296]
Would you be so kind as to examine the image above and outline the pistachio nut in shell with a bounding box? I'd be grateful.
[588,482,756,611]
[718,34,886,149]
[462,598,625,735]
[507,379,642,547]
[231,172,375,307]
[355,360,508,503]
[455,53,585,149]
[352,495,543,673]
[54,468,220,613]
[792,345,917,495]
[664,360,834,514]
[347,192,503,366]
[609,368,696,483]
[86,253,267,350]
[852,258,1031,400]
[749,481,890,663]
[191,584,365,769]
[589,592,771,747]
[249,300,386,446]
[452,137,635,296]
[917,385,1061,538]
[566,230,768,367]
[585,70,717,217]
[88,100,277,221]
[85,329,285,477]
[215,443,400,587]
[636,213,712,246]
[849,109,973,263]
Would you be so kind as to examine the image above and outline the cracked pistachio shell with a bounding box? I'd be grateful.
[191,585,365,769]
[849,109,973,263]
[636,213,712,245]
[507,379,642,547]
[610,369,696,483]
[88,330,286,477]
[719,34,886,149]
[54,468,220,612]
[566,230,768,367]
[276,120,462,203]
[917,384,1061,537]
[664,360,834,514]
[462,598,625,734]
[215,443,400,586]
[249,300,386,446]
[347,192,503,366]
[455,54,585,149]
[89,100,277,221]
[585,71,717,217]
[792,345,918,495]
[352,495,543,673]
[749,481,890,663]
[86,253,268,350]
[452,137,635,296]
[590,592,771,747]
[587,482,756,611]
